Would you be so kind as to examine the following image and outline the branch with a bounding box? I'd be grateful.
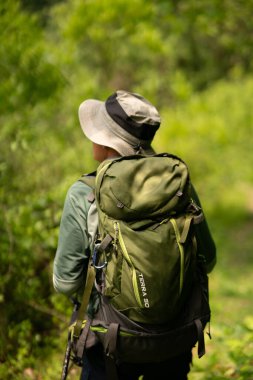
[26,300,68,323]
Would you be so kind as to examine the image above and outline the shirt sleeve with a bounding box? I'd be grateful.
[53,180,92,296]
[191,185,217,273]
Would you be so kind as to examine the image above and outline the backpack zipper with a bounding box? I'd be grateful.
[170,218,184,294]
[114,221,143,308]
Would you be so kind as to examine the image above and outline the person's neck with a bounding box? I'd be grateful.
[105,147,121,159]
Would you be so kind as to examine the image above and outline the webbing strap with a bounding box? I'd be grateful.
[104,323,120,380]
[194,319,205,358]
[73,264,95,339]
[76,319,92,360]
[179,211,204,244]
[180,216,193,244]
[105,323,119,356]
[99,234,113,252]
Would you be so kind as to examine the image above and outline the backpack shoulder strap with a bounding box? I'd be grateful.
[79,172,96,188]
[79,172,96,202]
[68,172,98,356]
[79,171,99,253]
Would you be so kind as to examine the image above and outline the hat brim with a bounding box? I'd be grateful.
[78,99,155,156]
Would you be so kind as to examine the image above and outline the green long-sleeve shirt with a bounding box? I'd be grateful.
[53,180,92,296]
[53,179,216,298]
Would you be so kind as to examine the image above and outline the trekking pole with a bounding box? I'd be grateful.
[61,298,80,380]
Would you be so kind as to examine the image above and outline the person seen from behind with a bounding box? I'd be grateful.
[53,90,216,379]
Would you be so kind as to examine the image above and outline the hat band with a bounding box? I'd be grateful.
[105,93,160,141]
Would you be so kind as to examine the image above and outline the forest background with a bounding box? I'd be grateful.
[1,0,253,379]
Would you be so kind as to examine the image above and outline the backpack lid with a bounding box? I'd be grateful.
[95,154,191,221]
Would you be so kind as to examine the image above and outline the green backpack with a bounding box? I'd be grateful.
[66,153,211,379]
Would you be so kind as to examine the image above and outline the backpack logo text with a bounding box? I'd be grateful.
[138,273,150,308]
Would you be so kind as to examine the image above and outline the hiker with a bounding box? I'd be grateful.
[53,90,216,380]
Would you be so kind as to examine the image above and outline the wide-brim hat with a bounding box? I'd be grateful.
[78,90,161,156]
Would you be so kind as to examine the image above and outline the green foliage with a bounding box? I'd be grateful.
[1,0,253,378]
[0,0,67,373]
[160,0,253,89]
[156,76,253,217]
[47,0,253,105]
[48,0,171,107]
